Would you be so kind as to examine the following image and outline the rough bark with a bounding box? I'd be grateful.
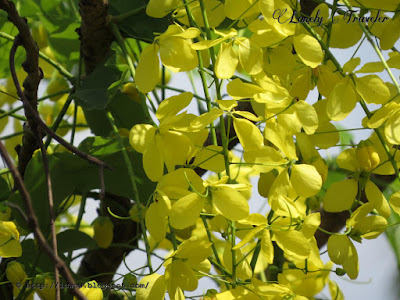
[0,0,43,178]
[77,0,114,75]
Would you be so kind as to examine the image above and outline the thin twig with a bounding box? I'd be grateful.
[39,136,61,300]
[0,141,87,300]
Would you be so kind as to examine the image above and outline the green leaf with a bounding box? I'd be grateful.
[10,139,155,233]
[48,22,80,60]
[19,239,54,273]
[78,136,128,156]
[76,64,122,110]
[57,229,96,253]
[108,0,169,42]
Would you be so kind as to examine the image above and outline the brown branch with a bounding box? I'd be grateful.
[9,37,111,171]
[78,0,114,75]
[0,141,87,300]
[0,0,43,179]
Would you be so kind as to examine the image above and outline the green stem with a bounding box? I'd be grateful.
[110,5,147,23]
[106,111,153,273]
[156,84,206,101]
[0,89,71,121]
[66,194,87,264]
[230,220,237,287]
[183,0,219,149]
[0,130,23,140]
[45,93,74,148]
[201,215,230,288]
[198,0,232,179]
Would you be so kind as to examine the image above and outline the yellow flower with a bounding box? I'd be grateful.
[356,140,380,171]
[0,221,22,258]
[136,25,200,93]
[130,92,209,182]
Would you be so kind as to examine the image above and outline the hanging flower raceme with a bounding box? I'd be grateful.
[169,175,250,230]
[135,24,201,93]
[129,92,208,182]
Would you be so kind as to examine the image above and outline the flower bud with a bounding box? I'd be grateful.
[335,267,346,276]
[93,216,114,249]
[356,140,380,172]
[6,261,26,285]
[34,275,55,300]
[74,281,103,300]
[123,274,137,287]
[123,83,140,103]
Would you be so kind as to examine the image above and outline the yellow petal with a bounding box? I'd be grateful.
[158,131,191,172]
[233,117,263,151]
[215,41,238,79]
[146,0,180,18]
[156,92,193,120]
[145,202,167,242]
[243,146,287,173]
[273,230,311,259]
[316,65,342,98]
[264,121,297,159]
[175,236,212,264]
[170,193,204,229]
[309,121,340,149]
[190,107,224,130]
[232,226,265,250]
[212,187,249,220]
[327,77,357,121]
[293,34,323,68]
[193,145,225,173]
[291,164,322,198]
[385,110,400,144]
[356,62,385,73]
[337,148,361,172]
[365,180,391,218]
[258,171,277,197]
[355,75,390,104]
[143,135,164,182]
[379,14,400,50]
[323,179,358,212]
[129,124,156,154]
[343,57,361,74]
[226,78,264,99]
[293,101,318,134]
[329,16,363,48]
[136,44,159,93]
[260,229,274,264]
[159,37,198,72]
[390,191,400,215]
[225,0,259,20]
[237,37,263,75]
[137,274,166,300]
[328,235,351,265]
